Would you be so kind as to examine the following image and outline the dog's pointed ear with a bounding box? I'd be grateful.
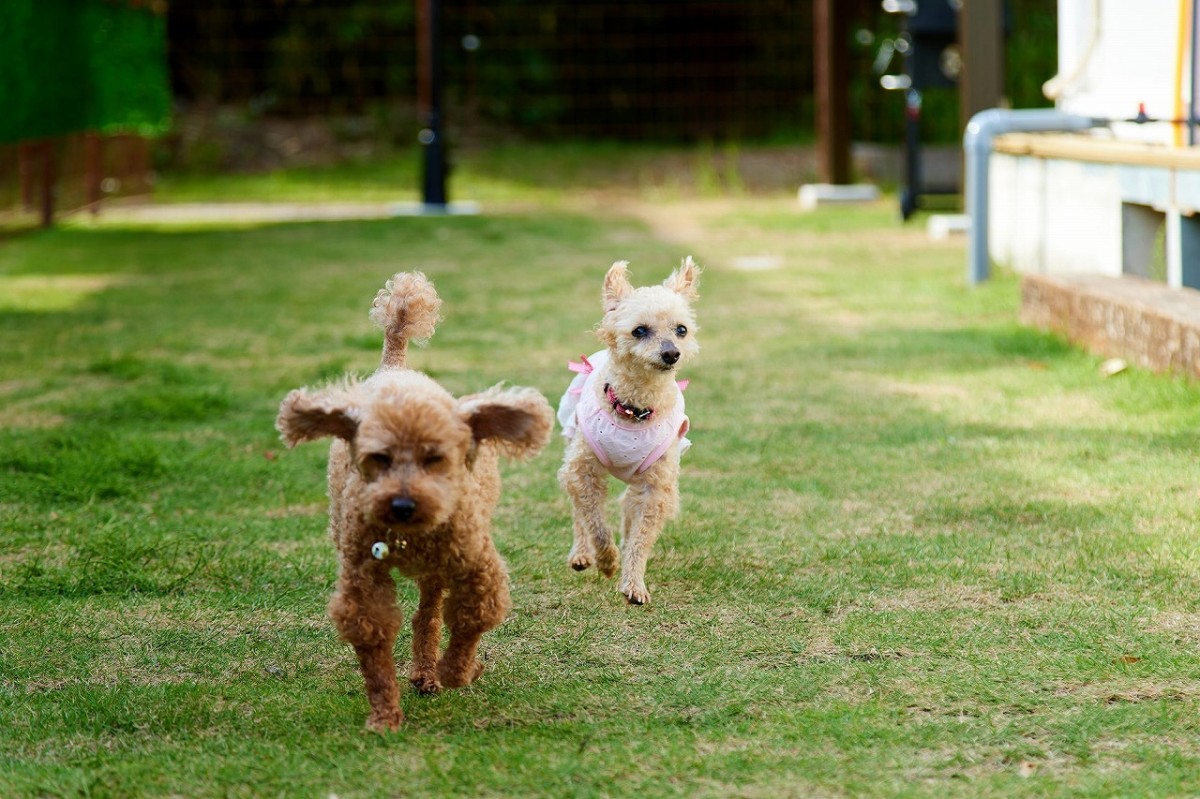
[276,387,360,447]
[663,256,700,301]
[458,385,554,460]
[603,260,634,312]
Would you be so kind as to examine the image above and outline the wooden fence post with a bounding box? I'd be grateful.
[39,139,56,227]
[19,142,36,212]
[85,132,103,215]
[814,0,852,185]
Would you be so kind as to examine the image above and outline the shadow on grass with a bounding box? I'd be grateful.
[816,323,1082,372]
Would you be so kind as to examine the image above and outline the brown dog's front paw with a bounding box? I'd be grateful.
[365,707,404,733]
[439,659,485,689]
[410,673,442,695]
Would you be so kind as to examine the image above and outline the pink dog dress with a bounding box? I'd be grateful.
[557,350,691,483]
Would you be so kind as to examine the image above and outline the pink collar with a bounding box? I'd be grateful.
[604,383,654,421]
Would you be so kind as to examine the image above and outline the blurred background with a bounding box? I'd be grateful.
[0,0,1057,226]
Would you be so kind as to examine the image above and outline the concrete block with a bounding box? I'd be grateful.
[798,183,880,211]
[927,214,970,240]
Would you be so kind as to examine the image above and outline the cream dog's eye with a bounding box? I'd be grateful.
[675,325,687,338]
[632,325,650,338]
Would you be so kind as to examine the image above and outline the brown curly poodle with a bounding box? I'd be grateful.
[276,272,554,732]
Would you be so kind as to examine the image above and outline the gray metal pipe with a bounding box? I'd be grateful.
[964,108,1106,284]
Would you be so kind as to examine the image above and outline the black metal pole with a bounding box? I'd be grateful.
[419,0,448,207]
[901,88,921,220]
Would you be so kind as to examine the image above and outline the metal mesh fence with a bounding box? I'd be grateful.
[1,1,1056,224]
[162,0,1054,145]
[165,0,824,141]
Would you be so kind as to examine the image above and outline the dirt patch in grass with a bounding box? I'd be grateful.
[263,502,326,520]
[865,585,1008,613]
[0,274,125,312]
[1149,610,1200,639]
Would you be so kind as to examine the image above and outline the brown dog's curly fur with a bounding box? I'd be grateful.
[276,273,554,732]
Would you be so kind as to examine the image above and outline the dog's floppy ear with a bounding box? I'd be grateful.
[603,260,634,313]
[458,385,554,460]
[663,255,700,301]
[276,387,360,447]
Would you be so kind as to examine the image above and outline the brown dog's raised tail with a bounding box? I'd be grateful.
[369,271,443,370]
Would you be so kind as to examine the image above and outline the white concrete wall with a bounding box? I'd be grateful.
[990,150,1200,286]
[990,153,1042,271]
[1041,160,1123,275]
[990,152,1122,277]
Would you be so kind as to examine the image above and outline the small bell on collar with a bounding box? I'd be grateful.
[371,541,389,560]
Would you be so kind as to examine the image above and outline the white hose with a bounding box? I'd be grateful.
[1043,0,1102,100]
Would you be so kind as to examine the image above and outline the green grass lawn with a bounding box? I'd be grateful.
[3,147,1200,798]
[147,140,812,206]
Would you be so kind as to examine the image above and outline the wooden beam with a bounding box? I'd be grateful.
[994,132,1200,169]
[958,0,1006,133]
[18,142,36,211]
[85,132,103,215]
[814,0,851,184]
[39,139,56,228]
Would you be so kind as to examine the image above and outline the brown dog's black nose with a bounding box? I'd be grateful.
[389,497,417,523]
[661,345,680,365]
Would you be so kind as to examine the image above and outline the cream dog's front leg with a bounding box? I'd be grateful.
[559,435,619,577]
[617,455,680,605]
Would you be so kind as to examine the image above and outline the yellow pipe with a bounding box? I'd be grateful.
[1175,0,1191,146]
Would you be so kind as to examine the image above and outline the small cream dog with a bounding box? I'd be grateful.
[276,272,554,731]
[557,257,700,604]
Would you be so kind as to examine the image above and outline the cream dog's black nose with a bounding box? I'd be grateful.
[660,345,680,365]
[389,497,416,522]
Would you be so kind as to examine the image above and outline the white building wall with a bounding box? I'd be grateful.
[1053,0,1191,145]
[990,153,1041,271]
[987,2,1200,284]
[989,153,1123,277]
[1040,160,1123,275]
[1011,155,1048,271]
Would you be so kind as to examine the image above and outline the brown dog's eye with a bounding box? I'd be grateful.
[423,453,445,468]
[367,453,392,470]
[632,325,650,338]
